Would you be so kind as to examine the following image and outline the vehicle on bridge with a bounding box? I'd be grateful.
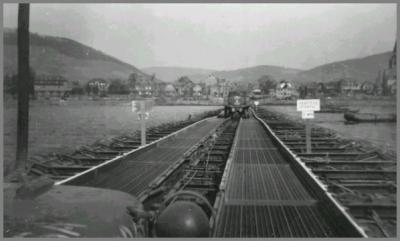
[4,180,212,238]
[224,91,250,119]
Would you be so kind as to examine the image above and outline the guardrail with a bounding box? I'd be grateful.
[210,118,242,236]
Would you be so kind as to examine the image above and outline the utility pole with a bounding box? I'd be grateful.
[16,4,30,171]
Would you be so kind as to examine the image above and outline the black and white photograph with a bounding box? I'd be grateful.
[2,2,397,238]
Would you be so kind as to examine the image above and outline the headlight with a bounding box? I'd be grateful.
[231,108,235,112]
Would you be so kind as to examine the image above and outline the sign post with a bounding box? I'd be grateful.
[140,101,146,146]
[132,99,154,146]
[297,99,320,154]
[254,100,259,111]
[305,119,311,153]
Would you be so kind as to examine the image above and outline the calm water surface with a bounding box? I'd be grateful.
[4,100,220,174]
[264,104,396,152]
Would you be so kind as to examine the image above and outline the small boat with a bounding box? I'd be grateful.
[344,112,396,123]
[344,120,358,125]
[318,105,359,113]
[49,98,67,106]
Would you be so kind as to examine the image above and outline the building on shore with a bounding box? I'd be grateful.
[274,80,298,99]
[129,73,164,98]
[34,75,72,99]
[193,84,203,99]
[319,81,340,96]
[86,78,110,97]
[338,78,362,95]
[164,84,177,97]
[300,78,380,98]
[252,89,262,95]
[387,42,397,95]
[360,81,376,95]
[173,76,195,98]
[208,76,231,98]
[134,77,155,97]
[387,79,396,95]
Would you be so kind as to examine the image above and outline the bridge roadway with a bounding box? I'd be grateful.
[67,117,224,197]
[214,117,343,237]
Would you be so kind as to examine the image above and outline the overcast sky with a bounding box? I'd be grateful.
[3,3,397,70]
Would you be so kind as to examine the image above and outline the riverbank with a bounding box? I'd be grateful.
[4,96,223,108]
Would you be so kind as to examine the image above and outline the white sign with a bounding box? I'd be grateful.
[297,99,320,112]
[132,100,154,113]
[132,101,139,112]
[234,96,240,105]
[301,111,315,119]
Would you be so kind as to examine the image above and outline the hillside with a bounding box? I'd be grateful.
[141,66,216,83]
[3,29,154,84]
[212,52,392,87]
[7,28,390,87]
[142,65,303,85]
[294,51,392,85]
[213,65,302,85]
[143,52,392,88]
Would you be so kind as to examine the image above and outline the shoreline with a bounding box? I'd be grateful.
[4,97,223,107]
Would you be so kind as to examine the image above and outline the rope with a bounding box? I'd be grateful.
[181,169,199,190]
[203,141,213,177]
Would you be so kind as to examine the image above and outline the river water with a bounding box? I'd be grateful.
[263,104,396,153]
[3,100,220,175]
[4,99,396,175]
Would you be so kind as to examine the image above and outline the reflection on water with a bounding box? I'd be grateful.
[265,105,396,152]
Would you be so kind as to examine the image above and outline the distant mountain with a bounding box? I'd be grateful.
[147,52,392,88]
[294,51,392,85]
[212,65,302,85]
[3,28,155,84]
[141,66,216,83]
[212,52,392,87]
[6,28,390,88]
[142,65,303,86]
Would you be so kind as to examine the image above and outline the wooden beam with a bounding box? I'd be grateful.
[16,3,30,171]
